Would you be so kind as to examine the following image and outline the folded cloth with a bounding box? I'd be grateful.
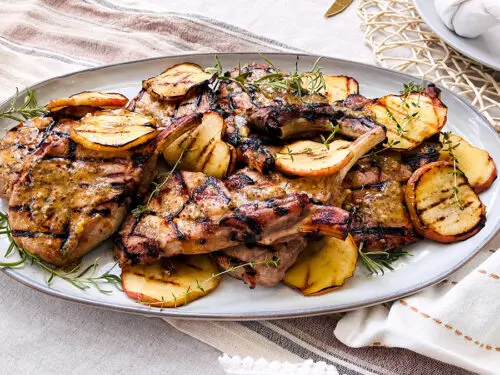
[335,246,500,375]
[219,355,340,375]
[435,0,500,38]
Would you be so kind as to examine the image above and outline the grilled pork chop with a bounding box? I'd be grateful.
[115,170,350,265]
[214,237,307,288]
[342,139,441,250]
[7,113,201,266]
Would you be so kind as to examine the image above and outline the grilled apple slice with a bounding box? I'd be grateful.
[301,74,358,103]
[406,161,486,243]
[275,139,353,177]
[143,63,215,103]
[163,112,236,179]
[122,255,220,307]
[283,234,358,296]
[366,92,447,150]
[70,109,157,152]
[323,75,359,104]
[46,91,128,112]
[439,132,497,193]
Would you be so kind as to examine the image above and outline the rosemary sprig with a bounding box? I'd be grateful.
[132,141,190,217]
[205,56,252,93]
[143,256,281,307]
[357,242,411,275]
[205,55,326,99]
[0,88,48,122]
[0,211,121,293]
[441,131,465,210]
[254,55,326,97]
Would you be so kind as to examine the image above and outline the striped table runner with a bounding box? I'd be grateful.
[0,1,479,374]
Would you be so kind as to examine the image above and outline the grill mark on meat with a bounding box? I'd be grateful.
[169,220,186,240]
[34,120,57,148]
[89,208,112,217]
[349,182,388,191]
[9,205,30,212]
[274,207,288,216]
[225,173,255,190]
[349,226,411,237]
[192,176,231,204]
[12,230,68,239]
[68,140,77,161]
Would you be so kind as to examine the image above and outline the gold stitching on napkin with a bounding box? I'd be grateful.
[478,270,500,280]
[399,300,500,351]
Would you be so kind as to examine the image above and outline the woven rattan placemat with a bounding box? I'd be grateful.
[358,0,499,130]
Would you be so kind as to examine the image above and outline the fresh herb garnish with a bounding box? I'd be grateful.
[400,82,425,96]
[441,131,465,210]
[275,147,313,162]
[384,81,426,137]
[0,88,48,122]
[0,211,121,293]
[319,124,340,150]
[357,242,411,275]
[205,55,326,99]
[142,256,281,307]
[360,140,401,159]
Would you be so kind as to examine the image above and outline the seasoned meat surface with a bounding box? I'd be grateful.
[343,139,441,188]
[215,237,308,288]
[345,181,420,250]
[115,170,350,265]
[0,117,55,199]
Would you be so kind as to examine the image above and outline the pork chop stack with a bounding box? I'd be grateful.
[114,62,399,288]
[0,97,200,265]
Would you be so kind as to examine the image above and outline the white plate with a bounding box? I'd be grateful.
[0,53,499,320]
[414,0,500,71]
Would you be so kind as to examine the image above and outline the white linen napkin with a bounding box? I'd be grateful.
[435,0,500,38]
[335,246,500,375]
[219,355,340,375]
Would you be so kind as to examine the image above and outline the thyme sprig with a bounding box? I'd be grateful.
[400,82,425,96]
[0,88,48,122]
[441,131,465,210]
[359,140,401,159]
[275,147,313,162]
[320,124,340,150]
[144,256,281,307]
[385,81,426,137]
[0,211,122,293]
[357,242,411,275]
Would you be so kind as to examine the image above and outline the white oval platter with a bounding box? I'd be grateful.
[0,53,499,320]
